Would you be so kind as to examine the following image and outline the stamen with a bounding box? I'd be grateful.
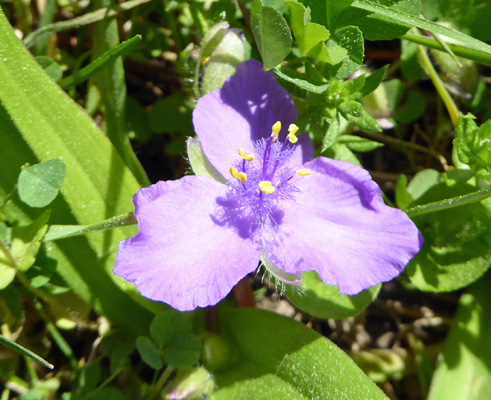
[287,124,299,144]
[296,169,311,176]
[259,181,275,194]
[230,167,247,182]
[271,121,281,141]
[238,147,254,161]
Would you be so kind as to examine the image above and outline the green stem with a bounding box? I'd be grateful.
[406,189,491,218]
[34,301,77,369]
[155,365,174,394]
[23,0,153,48]
[60,35,142,89]
[402,33,491,67]
[417,43,460,126]
[0,335,53,370]
[44,212,136,242]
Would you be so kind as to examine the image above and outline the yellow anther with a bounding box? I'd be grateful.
[259,181,275,194]
[271,121,281,141]
[296,169,312,176]
[287,123,299,144]
[230,167,247,182]
[238,147,254,162]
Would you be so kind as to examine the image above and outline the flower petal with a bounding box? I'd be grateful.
[193,59,313,178]
[114,176,261,311]
[263,157,423,295]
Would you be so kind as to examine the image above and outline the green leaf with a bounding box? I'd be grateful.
[0,334,53,369]
[427,272,491,400]
[59,35,142,90]
[286,1,346,64]
[321,115,341,152]
[285,271,380,319]
[150,310,192,348]
[18,159,66,208]
[212,308,388,399]
[393,91,426,123]
[35,56,63,83]
[300,0,355,31]
[0,9,156,335]
[274,66,330,94]
[251,0,292,69]
[10,210,50,272]
[395,174,414,210]
[337,134,384,152]
[162,333,202,369]
[338,99,381,132]
[359,65,389,98]
[323,143,362,166]
[23,0,153,48]
[328,25,365,78]
[0,260,16,290]
[202,30,245,95]
[136,336,163,370]
[187,138,226,183]
[352,0,491,55]
[405,183,491,292]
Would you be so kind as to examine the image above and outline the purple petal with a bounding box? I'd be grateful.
[114,176,261,311]
[193,59,313,178]
[263,157,423,295]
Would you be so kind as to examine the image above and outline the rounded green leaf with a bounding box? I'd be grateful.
[17,159,66,208]
[251,0,292,69]
[405,183,491,292]
[150,310,192,348]
[162,333,202,369]
[136,336,162,370]
[285,271,381,319]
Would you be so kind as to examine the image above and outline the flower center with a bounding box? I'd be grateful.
[212,121,310,241]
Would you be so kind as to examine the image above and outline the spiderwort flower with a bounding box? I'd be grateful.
[114,59,423,311]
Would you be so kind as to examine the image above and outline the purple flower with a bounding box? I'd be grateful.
[114,59,423,311]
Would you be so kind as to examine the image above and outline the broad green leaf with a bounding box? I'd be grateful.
[286,1,346,64]
[352,0,491,55]
[10,210,50,272]
[17,159,66,208]
[405,183,491,292]
[351,0,420,40]
[328,26,365,78]
[393,91,427,123]
[213,308,388,399]
[136,336,163,370]
[274,66,330,94]
[427,272,491,400]
[0,10,156,335]
[187,138,226,183]
[395,174,414,210]
[202,30,245,95]
[251,0,292,69]
[337,134,384,152]
[150,310,192,348]
[285,271,380,319]
[162,333,202,369]
[300,0,355,30]
[338,99,381,132]
[323,143,362,166]
[406,169,442,200]
[359,65,389,98]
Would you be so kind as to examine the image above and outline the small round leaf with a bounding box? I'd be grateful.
[18,159,66,208]
[162,334,201,369]
[136,336,162,370]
